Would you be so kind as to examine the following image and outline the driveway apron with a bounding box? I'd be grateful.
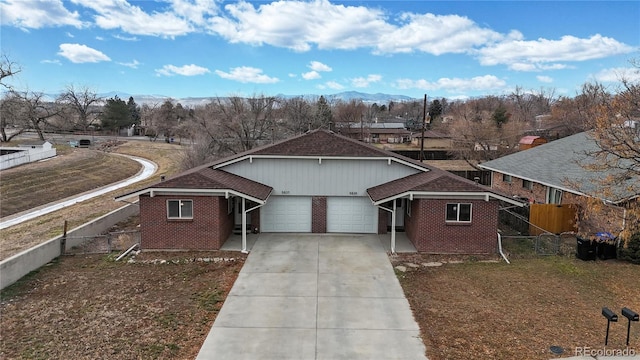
[196,233,427,360]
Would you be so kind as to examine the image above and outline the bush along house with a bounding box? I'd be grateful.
[116,130,524,254]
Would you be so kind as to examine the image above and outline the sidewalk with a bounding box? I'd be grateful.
[197,233,427,360]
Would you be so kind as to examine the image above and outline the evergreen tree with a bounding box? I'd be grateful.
[127,96,141,125]
[314,95,332,129]
[101,96,132,131]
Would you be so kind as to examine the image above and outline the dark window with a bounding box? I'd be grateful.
[167,200,193,219]
[446,203,472,222]
[502,174,512,183]
[522,179,533,190]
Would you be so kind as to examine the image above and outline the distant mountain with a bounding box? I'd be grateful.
[34,91,418,106]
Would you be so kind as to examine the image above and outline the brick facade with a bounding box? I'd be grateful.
[405,199,499,254]
[378,208,388,234]
[139,195,233,250]
[312,197,327,233]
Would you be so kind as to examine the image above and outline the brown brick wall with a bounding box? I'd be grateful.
[378,208,388,234]
[251,207,261,233]
[312,196,327,233]
[491,172,546,204]
[139,195,233,250]
[405,199,499,254]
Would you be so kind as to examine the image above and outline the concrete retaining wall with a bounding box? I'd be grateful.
[0,202,139,290]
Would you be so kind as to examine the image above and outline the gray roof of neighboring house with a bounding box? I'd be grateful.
[478,131,636,203]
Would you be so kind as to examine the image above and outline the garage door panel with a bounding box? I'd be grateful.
[327,197,377,233]
[262,196,311,232]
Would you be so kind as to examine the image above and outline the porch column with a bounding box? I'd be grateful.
[241,198,248,253]
[391,199,396,254]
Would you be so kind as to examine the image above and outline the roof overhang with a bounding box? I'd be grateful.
[115,187,271,205]
[370,190,526,207]
[214,154,428,173]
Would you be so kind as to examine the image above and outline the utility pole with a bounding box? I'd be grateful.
[419,94,427,161]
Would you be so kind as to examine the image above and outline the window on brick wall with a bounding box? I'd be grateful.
[522,179,533,190]
[167,199,193,219]
[446,203,472,223]
[546,187,563,204]
[502,174,512,183]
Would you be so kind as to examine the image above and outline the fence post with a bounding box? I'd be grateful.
[61,220,67,254]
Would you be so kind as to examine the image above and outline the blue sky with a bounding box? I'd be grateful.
[1,0,639,100]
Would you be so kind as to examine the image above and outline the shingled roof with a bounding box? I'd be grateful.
[367,167,518,205]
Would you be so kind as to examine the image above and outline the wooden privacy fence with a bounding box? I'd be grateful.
[529,204,577,235]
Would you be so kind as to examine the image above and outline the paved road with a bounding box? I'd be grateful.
[0,154,157,230]
[197,234,427,360]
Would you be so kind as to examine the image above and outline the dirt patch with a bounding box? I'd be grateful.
[392,254,640,359]
[0,250,246,359]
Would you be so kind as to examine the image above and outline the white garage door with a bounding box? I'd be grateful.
[327,197,378,233]
[261,196,312,232]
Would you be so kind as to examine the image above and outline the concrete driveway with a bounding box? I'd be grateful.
[197,233,427,360]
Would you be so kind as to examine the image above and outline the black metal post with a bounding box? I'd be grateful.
[622,307,639,346]
[602,307,618,346]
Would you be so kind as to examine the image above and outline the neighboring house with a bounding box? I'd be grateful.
[0,141,57,170]
[478,131,637,235]
[518,135,547,150]
[410,130,453,149]
[338,122,411,144]
[117,130,523,254]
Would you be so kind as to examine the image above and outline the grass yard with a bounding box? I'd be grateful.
[0,251,246,359]
[0,147,141,217]
[0,140,184,260]
[392,254,640,359]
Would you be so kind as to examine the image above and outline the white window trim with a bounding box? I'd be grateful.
[546,187,563,204]
[445,203,472,223]
[167,199,193,219]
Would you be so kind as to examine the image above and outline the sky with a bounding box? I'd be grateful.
[1,0,639,101]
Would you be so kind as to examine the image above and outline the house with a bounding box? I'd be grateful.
[518,135,547,150]
[116,130,523,254]
[338,122,411,144]
[478,131,637,235]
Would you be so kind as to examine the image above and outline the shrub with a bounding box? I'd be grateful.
[618,232,640,264]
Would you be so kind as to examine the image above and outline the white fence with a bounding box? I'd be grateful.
[0,148,57,170]
[0,203,139,290]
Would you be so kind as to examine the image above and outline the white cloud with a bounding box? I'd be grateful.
[58,43,111,63]
[214,66,279,83]
[1,0,86,29]
[375,12,503,55]
[66,32,74,38]
[351,74,382,88]
[156,64,210,76]
[302,71,321,80]
[395,75,506,93]
[41,59,62,65]
[324,81,344,90]
[593,67,640,83]
[118,59,141,69]
[113,34,139,41]
[478,34,633,71]
[537,75,553,83]
[72,0,193,37]
[309,61,332,72]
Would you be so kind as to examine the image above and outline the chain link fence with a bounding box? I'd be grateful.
[500,232,577,258]
[64,230,140,255]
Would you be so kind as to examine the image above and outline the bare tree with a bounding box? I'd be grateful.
[0,90,60,141]
[57,84,101,131]
[281,96,314,135]
[0,54,21,90]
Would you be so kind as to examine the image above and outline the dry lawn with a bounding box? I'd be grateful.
[393,254,640,359]
[0,251,246,359]
[0,148,141,217]
[0,140,184,260]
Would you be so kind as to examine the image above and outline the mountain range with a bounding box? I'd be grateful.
[88,91,419,106]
